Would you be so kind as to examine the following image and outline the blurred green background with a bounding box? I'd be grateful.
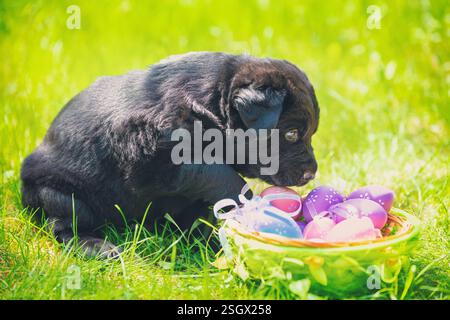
[0,0,449,299]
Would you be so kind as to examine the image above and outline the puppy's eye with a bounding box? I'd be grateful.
[284,129,299,143]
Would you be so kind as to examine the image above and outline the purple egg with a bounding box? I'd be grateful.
[296,220,307,232]
[329,198,388,229]
[347,185,395,212]
[302,186,345,222]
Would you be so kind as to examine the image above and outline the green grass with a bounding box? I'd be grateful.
[0,0,449,299]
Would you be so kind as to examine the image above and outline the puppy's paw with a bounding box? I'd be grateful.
[79,237,122,259]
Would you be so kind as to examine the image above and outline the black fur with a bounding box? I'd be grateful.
[21,52,319,255]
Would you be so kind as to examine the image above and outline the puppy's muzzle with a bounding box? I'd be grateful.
[303,171,315,182]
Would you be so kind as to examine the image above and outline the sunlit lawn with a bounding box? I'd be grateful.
[0,0,449,299]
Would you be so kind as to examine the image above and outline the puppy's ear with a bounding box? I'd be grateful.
[232,86,286,130]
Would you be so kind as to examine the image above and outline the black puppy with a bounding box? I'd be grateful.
[21,52,319,256]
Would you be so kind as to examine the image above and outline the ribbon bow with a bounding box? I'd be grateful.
[213,184,302,222]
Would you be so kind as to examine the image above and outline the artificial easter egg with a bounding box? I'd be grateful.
[302,186,345,222]
[247,208,303,239]
[329,198,388,229]
[303,216,336,240]
[260,186,302,219]
[325,217,381,242]
[307,238,326,243]
[347,185,395,212]
[296,220,307,232]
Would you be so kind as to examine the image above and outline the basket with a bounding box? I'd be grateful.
[219,208,421,297]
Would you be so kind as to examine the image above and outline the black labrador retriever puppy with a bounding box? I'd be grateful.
[21,52,319,257]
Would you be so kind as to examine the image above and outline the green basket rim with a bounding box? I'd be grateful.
[224,208,421,253]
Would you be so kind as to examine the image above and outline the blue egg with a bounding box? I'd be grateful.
[240,208,303,239]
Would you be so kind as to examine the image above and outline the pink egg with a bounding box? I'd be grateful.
[325,217,380,242]
[307,238,326,243]
[303,216,336,240]
[347,185,395,212]
[329,198,388,229]
[302,186,344,222]
[260,186,301,219]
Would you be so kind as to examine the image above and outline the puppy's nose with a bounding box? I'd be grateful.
[303,171,315,181]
